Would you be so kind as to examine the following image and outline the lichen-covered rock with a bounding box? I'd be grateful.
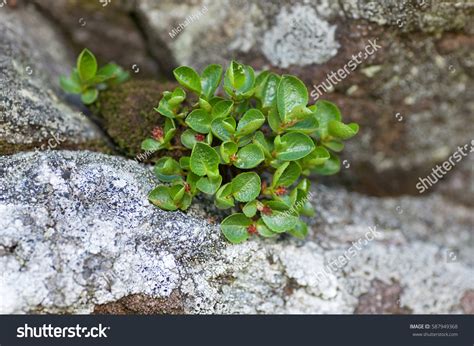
[1,151,472,314]
[134,0,474,196]
[0,5,109,155]
[94,80,175,157]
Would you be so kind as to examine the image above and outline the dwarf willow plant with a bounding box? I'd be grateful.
[143,61,359,243]
[60,49,129,104]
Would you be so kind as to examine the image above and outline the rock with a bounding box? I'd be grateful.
[94,80,177,158]
[134,0,474,196]
[1,150,472,314]
[31,0,161,77]
[0,5,110,155]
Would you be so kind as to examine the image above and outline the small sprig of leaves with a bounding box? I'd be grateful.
[60,48,129,104]
[143,61,359,243]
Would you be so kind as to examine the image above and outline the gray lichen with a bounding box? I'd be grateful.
[1,151,472,314]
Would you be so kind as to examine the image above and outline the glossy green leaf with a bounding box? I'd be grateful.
[80,88,98,104]
[235,109,265,137]
[234,144,264,169]
[141,138,162,151]
[173,66,201,94]
[212,100,234,119]
[328,121,359,140]
[277,75,308,122]
[190,143,220,177]
[312,152,341,176]
[231,172,261,202]
[201,64,222,99]
[287,220,308,239]
[185,109,212,133]
[154,157,182,182]
[314,100,341,139]
[301,146,330,166]
[253,131,273,159]
[272,161,301,188]
[261,209,298,233]
[77,48,97,81]
[275,132,315,161]
[322,140,344,152]
[211,117,235,141]
[255,72,280,109]
[59,76,81,93]
[256,219,278,238]
[215,183,235,209]
[220,141,238,163]
[148,186,177,211]
[242,200,258,218]
[196,175,222,195]
[220,213,251,244]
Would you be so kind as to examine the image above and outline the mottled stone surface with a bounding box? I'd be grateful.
[1,151,472,314]
[133,0,474,196]
[0,5,109,155]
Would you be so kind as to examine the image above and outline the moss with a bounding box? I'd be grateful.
[0,139,112,156]
[94,80,177,158]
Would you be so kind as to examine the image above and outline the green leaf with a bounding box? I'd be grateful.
[141,138,162,151]
[155,97,176,119]
[301,146,330,166]
[211,117,235,141]
[272,161,301,188]
[215,183,235,209]
[277,75,308,122]
[234,144,264,169]
[77,48,97,81]
[261,209,298,233]
[224,61,255,98]
[80,88,98,104]
[314,100,341,139]
[287,220,308,239]
[212,100,234,119]
[168,87,186,107]
[173,66,201,94]
[190,143,220,177]
[198,97,212,112]
[285,114,319,134]
[231,172,261,202]
[255,72,280,109]
[312,152,341,176]
[148,186,178,211]
[275,132,315,161]
[220,213,251,244]
[169,183,185,204]
[328,121,359,140]
[235,109,265,137]
[197,175,222,195]
[220,141,238,163]
[154,157,183,182]
[163,118,177,143]
[226,61,246,89]
[322,140,344,152]
[201,64,222,99]
[256,219,278,238]
[181,129,207,149]
[179,156,190,170]
[59,76,81,94]
[185,109,212,133]
[268,107,282,133]
[253,131,273,160]
[242,200,258,218]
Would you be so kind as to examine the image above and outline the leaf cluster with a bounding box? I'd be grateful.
[60,49,129,104]
[144,61,359,243]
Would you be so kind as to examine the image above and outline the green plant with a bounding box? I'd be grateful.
[60,48,129,104]
[143,61,359,243]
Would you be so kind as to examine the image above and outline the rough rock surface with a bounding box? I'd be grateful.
[134,0,474,196]
[1,151,472,314]
[0,5,109,155]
